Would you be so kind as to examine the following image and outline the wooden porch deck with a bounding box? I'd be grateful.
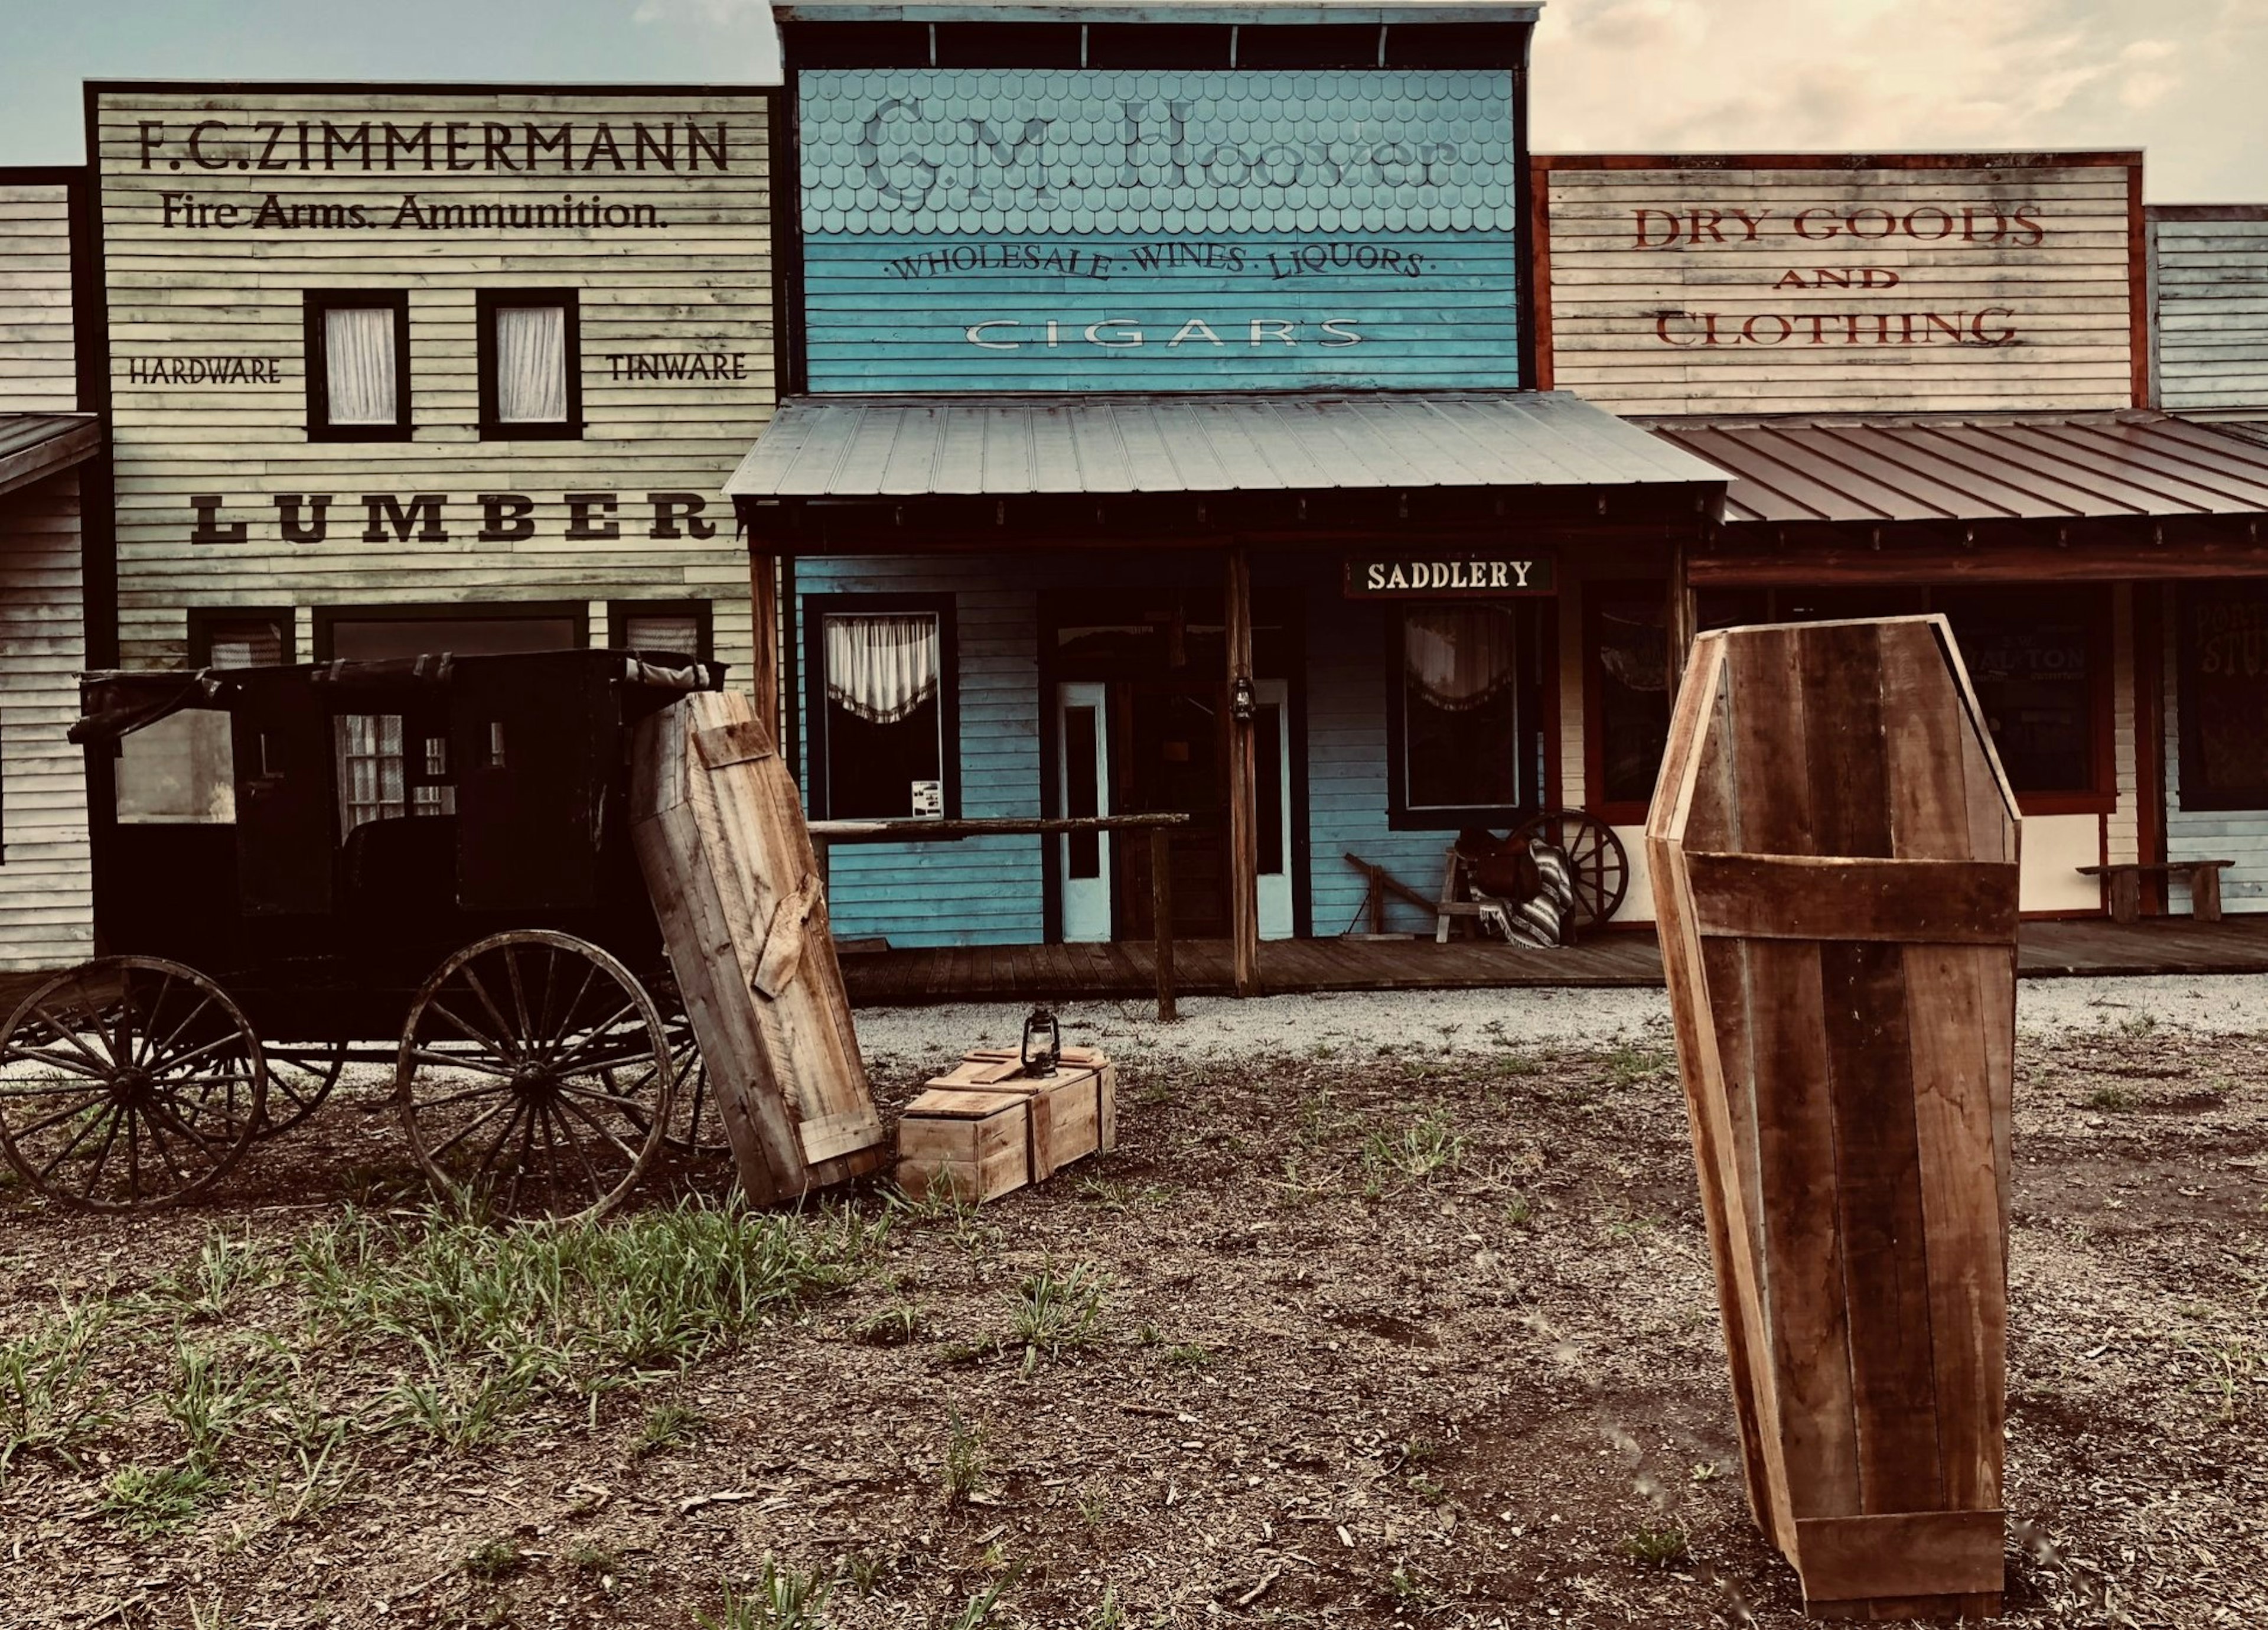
[840,915,2268,1006]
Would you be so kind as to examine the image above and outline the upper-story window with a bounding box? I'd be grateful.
[478,290,583,440]
[304,291,411,442]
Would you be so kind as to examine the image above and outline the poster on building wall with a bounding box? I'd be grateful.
[1540,157,2139,414]
[797,69,1521,391]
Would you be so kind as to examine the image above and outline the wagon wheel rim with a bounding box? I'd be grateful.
[258,1040,348,1137]
[0,956,265,1213]
[395,931,673,1221]
[1514,809,1631,930]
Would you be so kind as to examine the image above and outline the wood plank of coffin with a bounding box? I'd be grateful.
[1791,1510,2007,1605]
[1881,617,2012,1518]
[1684,855,2021,943]
[1647,640,1787,1537]
[1723,625,1815,856]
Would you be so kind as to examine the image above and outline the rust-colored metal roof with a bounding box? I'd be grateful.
[1648,411,2268,526]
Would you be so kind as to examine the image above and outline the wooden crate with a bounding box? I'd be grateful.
[1647,616,2018,1621]
[630,690,888,1204]
[897,1045,1117,1201]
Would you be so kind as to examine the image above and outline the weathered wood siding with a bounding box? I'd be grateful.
[0,176,93,971]
[2151,207,2268,415]
[0,473,93,971]
[0,182,77,412]
[1540,157,2140,415]
[2163,592,2268,913]
[92,89,774,673]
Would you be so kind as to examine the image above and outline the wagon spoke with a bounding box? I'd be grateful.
[11,1092,106,1140]
[151,1030,247,1078]
[125,1108,142,1198]
[556,1091,644,1169]
[63,1105,126,1194]
[408,1046,519,1081]
[131,971,180,1069]
[501,1108,538,1212]
[536,959,602,1064]
[457,971,521,1063]
[557,1080,660,1116]
[426,1097,513,1161]
[409,1079,516,1114]
[552,1102,610,1202]
[141,1109,199,1189]
[545,1005,641,1073]
[422,999,512,1061]
[0,1049,112,1083]
[26,1002,114,1075]
[502,947,534,1053]
[472,1099,530,1182]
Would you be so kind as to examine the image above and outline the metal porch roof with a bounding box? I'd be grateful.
[726,392,1726,500]
[0,414,102,502]
[1649,412,2268,526]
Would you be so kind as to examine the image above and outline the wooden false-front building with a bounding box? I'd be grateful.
[732,2,1728,968]
[1536,151,2268,922]
[0,166,105,977]
[83,82,779,941]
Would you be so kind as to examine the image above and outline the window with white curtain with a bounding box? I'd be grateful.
[305,292,408,439]
[1397,603,1533,817]
[480,291,581,439]
[816,607,950,819]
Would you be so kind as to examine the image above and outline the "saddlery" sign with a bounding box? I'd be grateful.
[1343,552,1557,598]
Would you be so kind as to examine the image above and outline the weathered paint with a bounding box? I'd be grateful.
[799,67,1520,392]
[1540,158,2141,415]
[92,87,774,674]
[0,178,93,971]
[2151,207,2268,416]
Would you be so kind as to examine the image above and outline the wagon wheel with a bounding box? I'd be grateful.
[659,1011,726,1156]
[258,1041,348,1137]
[0,956,266,1212]
[1511,809,1631,932]
[395,931,673,1221]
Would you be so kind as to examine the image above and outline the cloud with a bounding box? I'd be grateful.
[1530,0,2268,199]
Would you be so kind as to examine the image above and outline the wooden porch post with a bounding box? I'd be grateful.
[1667,528,1700,690]
[1226,545,1260,997]
[750,550,780,740]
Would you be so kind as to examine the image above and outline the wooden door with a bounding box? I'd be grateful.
[1119,683,1227,939]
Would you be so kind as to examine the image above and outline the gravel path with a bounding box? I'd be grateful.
[855,971,2268,1070]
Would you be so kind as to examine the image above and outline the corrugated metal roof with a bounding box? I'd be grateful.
[726,392,1726,498]
[0,414,101,501]
[1648,412,2268,525]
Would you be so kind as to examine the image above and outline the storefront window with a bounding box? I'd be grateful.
[304,291,410,441]
[813,607,951,820]
[1589,588,1671,811]
[1396,604,1527,819]
[2178,581,2268,810]
[479,290,582,440]
[1938,589,2098,796]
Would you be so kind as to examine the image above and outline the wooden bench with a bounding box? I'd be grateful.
[2077,860,2234,924]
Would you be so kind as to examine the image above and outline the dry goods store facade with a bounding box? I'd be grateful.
[83,83,778,936]
[730,2,1727,959]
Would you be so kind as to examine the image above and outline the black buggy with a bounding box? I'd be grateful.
[0,649,726,1218]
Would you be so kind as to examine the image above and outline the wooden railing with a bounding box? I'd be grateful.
[807,814,1195,1019]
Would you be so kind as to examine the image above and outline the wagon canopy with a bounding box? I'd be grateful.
[70,649,725,745]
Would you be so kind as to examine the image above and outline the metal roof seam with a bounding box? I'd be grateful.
[1653,427,1841,525]
[1940,421,2204,515]
[1872,422,2117,519]
[1791,426,1973,522]
[1984,421,2254,513]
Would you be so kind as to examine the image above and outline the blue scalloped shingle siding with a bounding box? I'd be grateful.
[799,67,1521,392]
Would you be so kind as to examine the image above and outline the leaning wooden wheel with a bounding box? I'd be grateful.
[395,931,674,1221]
[0,956,266,1212]
[1511,809,1631,931]
[258,1040,348,1137]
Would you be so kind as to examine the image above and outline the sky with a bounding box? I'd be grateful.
[0,0,2262,200]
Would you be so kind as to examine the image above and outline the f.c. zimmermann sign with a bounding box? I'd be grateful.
[1344,553,1557,598]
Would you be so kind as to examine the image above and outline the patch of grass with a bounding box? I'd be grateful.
[1604,1043,1674,1087]
[1604,1206,1664,1244]
[1503,1192,1537,1229]
[289,1197,885,1448]
[1164,1342,1214,1369]
[257,1417,361,1525]
[2084,1085,2140,1112]
[698,1560,832,1630]
[839,1551,889,1597]
[569,1543,620,1576]
[158,1225,278,1320]
[166,1339,281,1466]
[101,1461,220,1535]
[1009,1260,1107,1364]
[1361,1107,1466,1186]
[464,1537,524,1580]
[1078,1483,1112,1528]
[1619,1525,1690,1567]
[1074,1177,1176,1213]
[943,1564,1022,1630]
[0,1301,113,1479]
[1493,1051,1544,1078]
[2181,1335,2260,1420]
[943,1407,986,1505]
[1386,1564,1436,1605]
[1089,1586,1125,1630]
[637,1400,706,1456]
[853,1301,922,1347]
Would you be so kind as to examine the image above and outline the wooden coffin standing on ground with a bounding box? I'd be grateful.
[897,1045,1118,1203]
[631,690,888,1202]
[1647,617,2019,1621]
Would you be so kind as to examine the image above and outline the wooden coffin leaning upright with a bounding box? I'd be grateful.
[1647,617,2018,1621]
[631,689,888,1203]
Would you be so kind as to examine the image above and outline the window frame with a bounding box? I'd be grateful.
[311,601,589,662]
[1384,598,1547,832]
[187,607,297,669]
[607,598,714,662]
[1931,584,2114,816]
[801,592,959,822]
[477,288,584,442]
[1581,579,1674,828]
[302,289,412,443]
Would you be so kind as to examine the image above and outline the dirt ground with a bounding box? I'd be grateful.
[1,1016,2263,1630]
